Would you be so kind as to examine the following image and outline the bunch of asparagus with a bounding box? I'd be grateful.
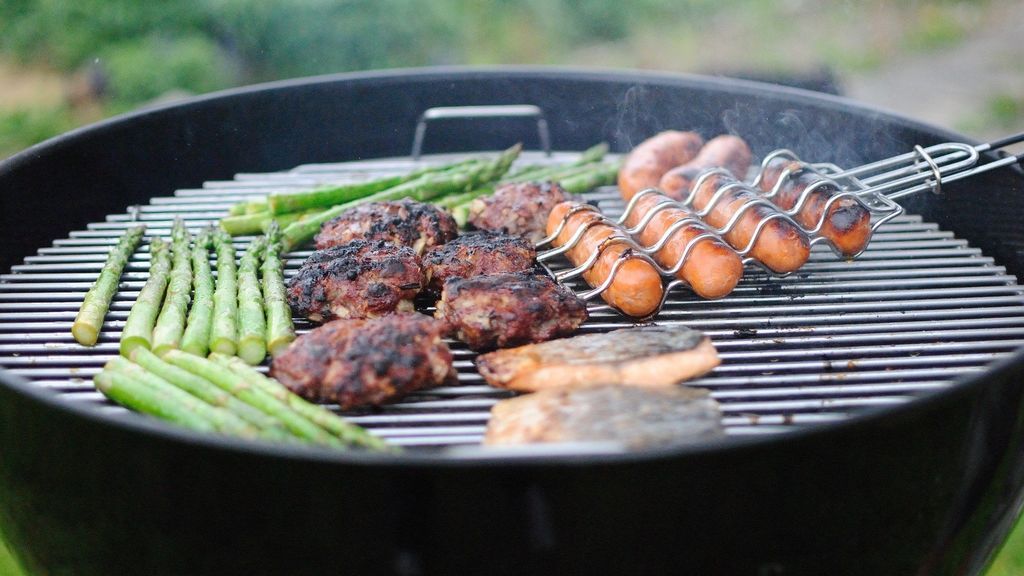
[77,221,382,449]
[95,347,391,451]
[218,142,620,250]
[220,144,523,250]
[116,219,294,365]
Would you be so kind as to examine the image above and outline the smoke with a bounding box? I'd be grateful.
[608,84,662,150]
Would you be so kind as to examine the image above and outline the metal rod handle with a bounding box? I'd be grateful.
[410,105,552,159]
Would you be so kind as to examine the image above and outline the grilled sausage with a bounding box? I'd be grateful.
[689,172,811,273]
[623,192,744,299]
[617,131,704,200]
[659,134,753,199]
[547,201,663,317]
[759,157,872,257]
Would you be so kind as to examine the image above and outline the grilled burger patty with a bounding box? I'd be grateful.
[476,325,719,391]
[287,239,422,322]
[468,181,577,243]
[270,313,455,409]
[484,385,725,449]
[421,231,536,293]
[315,198,458,254]
[434,272,588,351]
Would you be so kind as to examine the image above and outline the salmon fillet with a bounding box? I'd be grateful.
[484,385,724,449]
[475,325,719,391]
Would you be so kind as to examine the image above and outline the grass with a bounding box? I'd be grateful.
[0,538,22,576]
[989,513,1024,575]
[0,106,77,158]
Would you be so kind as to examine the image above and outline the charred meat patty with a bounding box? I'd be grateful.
[315,198,458,254]
[434,272,588,351]
[421,231,536,293]
[468,181,577,243]
[287,239,422,322]
[270,314,455,409]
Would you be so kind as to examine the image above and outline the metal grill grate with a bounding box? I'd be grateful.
[2,150,1023,450]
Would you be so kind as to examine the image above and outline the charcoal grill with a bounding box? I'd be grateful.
[1,68,1024,575]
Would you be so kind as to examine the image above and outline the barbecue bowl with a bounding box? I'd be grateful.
[1,67,1024,575]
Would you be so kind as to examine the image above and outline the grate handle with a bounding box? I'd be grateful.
[410,105,552,160]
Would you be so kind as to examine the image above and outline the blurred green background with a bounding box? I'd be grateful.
[2,0,1023,159]
[1,0,1023,574]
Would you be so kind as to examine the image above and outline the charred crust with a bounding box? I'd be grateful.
[315,199,457,252]
[287,239,422,321]
[827,201,870,234]
[272,314,453,409]
[421,231,536,293]
[422,231,535,266]
[437,272,588,350]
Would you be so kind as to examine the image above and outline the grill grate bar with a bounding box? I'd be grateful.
[2,150,1023,451]
[7,338,1022,359]
[18,232,976,260]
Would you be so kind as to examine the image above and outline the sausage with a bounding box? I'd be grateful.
[547,202,664,317]
[659,135,753,199]
[689,172,811,274]
[623,193,744,299]
[759,157,872,257]
[617,131,704,200]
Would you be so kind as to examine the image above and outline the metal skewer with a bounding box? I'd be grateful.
[538,132,1024,319]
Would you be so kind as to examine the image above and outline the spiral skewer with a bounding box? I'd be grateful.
[538,132,1024,319]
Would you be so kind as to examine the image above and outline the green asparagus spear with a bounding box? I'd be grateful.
[266,158,480,215]
[221,208,328,236]
[444,158,611,221]
[72,225,145,346]
[180,229,215,357]
[162,350,341,446]
[268,176,406,216]
[210,230,239,356]
[502,142,608,182]
[237,236,268,365]
[130,347,288,437]
[106,356,260,438]
[576,141,610,163]
[120,237,172,357]
[537,162,607,183]
[95,369,216,433]
[210,354,393,452]
[501,163,546,181]
[433,185,494,209]
[220,212,270,236]
[227,200,269,216]
[261,224,296,357]
[152,219,193,356]
[558,161,621,195]
[280,144,521,250]
[244,201,268,215]
[452,203,472,229]
[259,209,323,234]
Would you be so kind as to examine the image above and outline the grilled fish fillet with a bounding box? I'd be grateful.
[484,385,724,449]
[475,325,719,391]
